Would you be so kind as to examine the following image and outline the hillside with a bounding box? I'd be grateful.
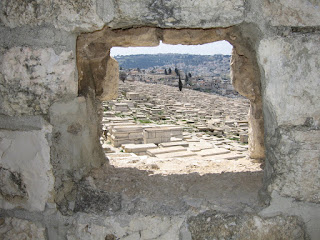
[114,54,231,76]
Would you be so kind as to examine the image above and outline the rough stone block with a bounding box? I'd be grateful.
[198,148,231,157]
[147,146,186,157]
[188,211,307,240]
[155,151,196,158]
[126,92,140,100]
[267,127,320,203]
[0,217,46,240]
[0,127,54,211]
[0,0,104,32]
[0,47,77,116]
[97,0,245,28]
[74,184,121,214]
[123,143,157,153]
[261,0,320,27]
[258,35,320,126]
[159,141,189,148]
[128,132,143,140]
[99,56,119,101]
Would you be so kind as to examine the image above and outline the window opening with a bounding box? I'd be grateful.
[100,41,262,176]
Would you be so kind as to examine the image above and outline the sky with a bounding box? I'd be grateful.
[110,40,232,56]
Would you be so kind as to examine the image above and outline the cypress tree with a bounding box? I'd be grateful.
[178,75,183,91]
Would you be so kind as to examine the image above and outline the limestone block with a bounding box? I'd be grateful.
[0,47,77,116]
[144,137,170,144]
[258,35,320,126]
[267,128,320,203]
[111,132,130,139]
[100,57,118,101]
[261,191,320,240]
[67,214,184,240]
[128,132,143,140]
[163,28,228,45]
[0,217,46,240]
[97,0,245,28]
[262,0,320,27]
[188,211,307,240]
[123,144,157,153]
[0,126,54,211]
[74,184,121,214]
[0,0,51,28]
[126,92,140,100]
[0,0,104,32]
[53,0,104,32]
[49,96,105,214]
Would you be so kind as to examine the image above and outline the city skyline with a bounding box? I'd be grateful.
[111,40,232,57]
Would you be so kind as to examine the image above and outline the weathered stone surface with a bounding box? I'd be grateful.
[0,47,77,116]
[97,0,245,28]
[74,184,121,214]
[0,217,46,240]
[266,126,320,203]
[49,96,105,214]
[0,0,104,32]
[261,191,320,240]
[0,24,77,54]
[0,127,54,212]
[99,56,119,101]
[77,27,160,100]
[0,0,51,28]
[0,167,27,200]
[188,211,307,240]
[162,28,228,45]
[0,115,49,131]
[67,214,185,240]
[258,35,320,126]
[0,0,319,239]
[229,27,265,160]
[259,35,320,204]
[261,0,320,27]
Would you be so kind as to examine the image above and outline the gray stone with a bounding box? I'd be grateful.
[0,0,104,32]
[0,47,77,116]
[74,184,121,214]
[260,191,320,240]
[0,217,46,240]
[188,211,307,240]
[0,167,27,200]
[261,0,320,27]
[259,35,320,126]
[97,0,245,28]
[0,128,54,212]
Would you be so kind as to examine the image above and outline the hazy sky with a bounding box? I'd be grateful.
[110,40,232,56]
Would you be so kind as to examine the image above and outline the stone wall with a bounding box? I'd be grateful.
[0,0,319,239]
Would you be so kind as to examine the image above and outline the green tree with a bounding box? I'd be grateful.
[168,68,172,74]
[165,69,168,75]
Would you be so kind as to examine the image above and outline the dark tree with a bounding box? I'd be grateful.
[168,68,172,74]
[137,68,141,72]
[165,69,168,75]
[175,68,180,76]
[185,74,189,83]
[119,71,126,82]
[188,72,192,78]
[178,75,183,91]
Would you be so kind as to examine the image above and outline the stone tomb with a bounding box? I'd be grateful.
[144,126,183,144]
